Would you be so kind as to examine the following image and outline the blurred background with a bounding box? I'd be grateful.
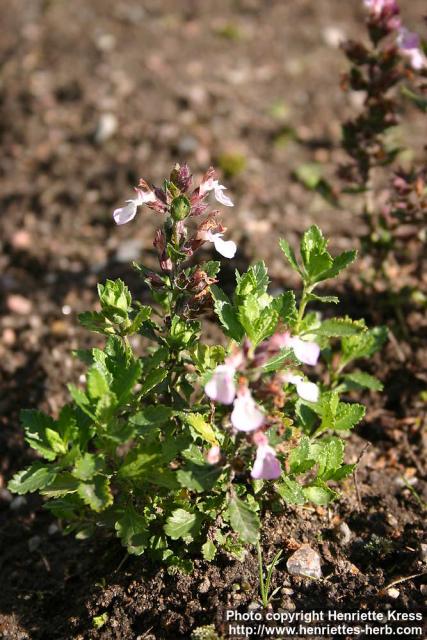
[0,0,425,469]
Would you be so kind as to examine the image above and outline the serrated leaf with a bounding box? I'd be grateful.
[139,367,168,396]
[279,238,301,274]
[288,436,316,474]
[41,473,79,498]
[276,477,306,505]
[211,285,244,341]
[262,347,295,373]
[20,410,66,460]
[177,462,222,492]
[313,317,365,338]
[335,403,365,430]
[8,462,57,495]
[164,508,202,541]
[343,371,383,391]
[227,495,260,545]
[272,290,298,325]
[115,506,149,555]
[236,261,269,297]
[306,293,339,305]
[330,463,356,481]
[319,250,357,280]
[130,405,174,431]
[78,311,113,334]
[303,484,337,505]
[87,367,110,399]
[341,326,388,365]
[72,453,104,481]
[77,476,113,512]
[317,437,344,480]
[202,539,217,561]
[185,413,219,446]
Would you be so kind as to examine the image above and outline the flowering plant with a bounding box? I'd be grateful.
[9,165,385,567]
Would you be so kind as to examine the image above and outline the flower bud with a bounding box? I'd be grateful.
[171,195,191,221]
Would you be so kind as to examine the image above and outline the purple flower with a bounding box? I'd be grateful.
[363,0,398,15]
[274,332,320,366]
[397,28,426,70]
[113,188,156,225]
[199,177,234,207]
[251,444,281,480]
[281,373,319,403]
[205,364,236,405]
[231,388,265,432]
[206,445,221,465]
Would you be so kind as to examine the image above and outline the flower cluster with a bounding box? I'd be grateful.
[204,331,320,480]
[113,164,236,262]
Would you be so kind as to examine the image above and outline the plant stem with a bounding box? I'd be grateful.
[296,283,313,332]
[257,540,267,608]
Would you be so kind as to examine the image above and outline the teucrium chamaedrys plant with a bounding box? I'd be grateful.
[9,164,386,569]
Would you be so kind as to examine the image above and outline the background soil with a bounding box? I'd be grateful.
[0,1,426,639]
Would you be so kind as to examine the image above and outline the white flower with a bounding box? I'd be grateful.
[113,189,156,225]
[397,28,426,70]
[205,364,236,405]
[231,388,265,432]
[199,178,234,207]
[203,230,237,259]
[282,373,319,403]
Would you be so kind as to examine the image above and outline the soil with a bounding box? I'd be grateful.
[1,1,426,639]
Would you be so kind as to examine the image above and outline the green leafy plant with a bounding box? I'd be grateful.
[8,164,385,569]
[257,541,283,608]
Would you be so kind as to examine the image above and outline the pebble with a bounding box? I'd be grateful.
[0,488,13,503]
[10,496,27,511]
[48,523,60,536]
[28,535,41,552]
[386,588,400,599]
[322,25,345,48]
[7,294,33,315]
[286,544,322,579]
[420,585,427,596]
[281,587,294,595]
[178,135,198,155]
[247,601,262,611]
[115,239,142,263]
[386,513,399,528]
[2,328,16,346]
[335,522,352,545]
[419,543,427,563]
[95,113,118,143]
[11,230,32,249]
[198,577,210,593]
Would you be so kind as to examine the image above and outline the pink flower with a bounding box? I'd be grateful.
[205,364,236,405]
[274,332,320,366]
[206,445,221,464]
[397,28,426,70]
[231,388,265,432]
[363,0,397,15]
[201,229,237,259]
[199,177,234,207]
[251,444,281,480]
[113,188,156,225]
[281,373,319,403]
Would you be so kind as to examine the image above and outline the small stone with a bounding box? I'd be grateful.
[387,588,400,599]
[335,522,352,545]
[419,544,427,563]
[115,239,141,263]
[11,230,32,249]
[286,544,322,579]
[178,135,198,155]
[282,599,296,611]
[28,535,41,552]
[48,523,60,535]
[281,587,294,595]
[247,601,262,611]
[420,585,427,596]
[7,294,33,315]
[10,496,27,511]
[386,513,399,528]
[0,488,13,503]
[322,25,345,48]
[95,113,118,143]
[198,577,210,593]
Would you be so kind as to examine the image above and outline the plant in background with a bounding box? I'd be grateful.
[8,164,385,571]
[339,0,426,291]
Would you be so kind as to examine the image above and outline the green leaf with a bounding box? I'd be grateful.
[177,462,222,492]
[20,410,67,461]
[317,437,344,480]
[211,285,244,342]
[41,473,80,498]
[98,278,131,322]
[319,250,357,280]
[303,483,337,505]
[276,477,306,505]
[262,347,295,373]
[341,326,388,365]
[130,405,174,431]
[272,291,298,325]
[227,495,260,545]
[78,311,113,335]
[185,413,219,446]
[77,477,113,512]
[343,371,383,391]
[164,508,202,541]
[279,238,301,274]
[313,317,365,338]
[8,462,57,495]
[235,261,269,298]
[139,368,168,396]
[115,506,149,555]
[288,436,316,474]
[72,453,104,481]
[401,85,427,113]
[306,293,339,305]
[335,403,365,431]
[330,463,356,481]
[202,539,217,561]
[87,367,110,399]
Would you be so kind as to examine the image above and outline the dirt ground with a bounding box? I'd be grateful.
[1,1,426,639]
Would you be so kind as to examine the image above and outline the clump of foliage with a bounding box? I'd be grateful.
[9,164,385,569]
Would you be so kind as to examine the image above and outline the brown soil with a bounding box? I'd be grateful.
[1,1,426,639]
